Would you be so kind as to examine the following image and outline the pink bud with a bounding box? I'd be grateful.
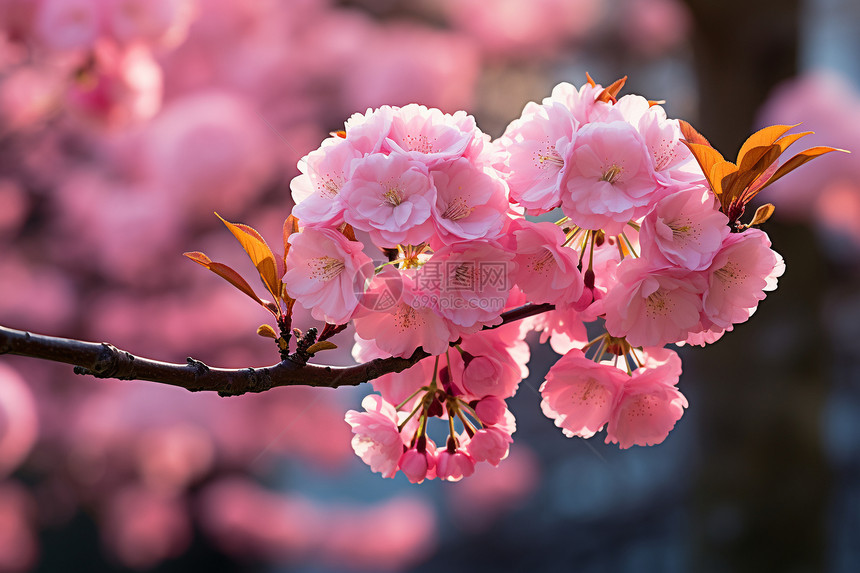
[398,448,434,484]
[435,450,475,482]
[474,396,506,426]
[462,355,503,398]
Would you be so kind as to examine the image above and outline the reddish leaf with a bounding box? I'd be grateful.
[282,214,299,268]
[306,341,337,354]
[774,130,813,153]
[708,160,738,197]
[679,120,712,147]
[736,124,798,164]
[217,213,281,304]
[257,324,278,339]
[760,146,849,191]
[597,76,627,103]
[339,223,357,242]
[722,145,782,204]
[749,203,776,227]
[681,140,725,190]
[183,251,273,312]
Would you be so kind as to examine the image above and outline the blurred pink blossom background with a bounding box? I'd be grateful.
[8,0,853,571]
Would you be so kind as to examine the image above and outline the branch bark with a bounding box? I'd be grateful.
[0,302,554,396]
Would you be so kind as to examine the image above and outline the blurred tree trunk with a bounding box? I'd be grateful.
[681,1,830,572]
[683,0,801,153]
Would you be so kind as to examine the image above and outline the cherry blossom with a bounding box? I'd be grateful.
[603,257,706,347]
[562,120,660,234]
[345,395,406,479]
[639,185,730,271]
[284,226,372,325]
[605,349,688,448]
[512,220,584,307]
[540,349,628,439]
[703,228,785,329]
[341,153,436,247]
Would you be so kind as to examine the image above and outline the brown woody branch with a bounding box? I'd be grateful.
[0,303,554,396]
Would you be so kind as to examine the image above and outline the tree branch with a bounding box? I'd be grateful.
[0,303,554,396]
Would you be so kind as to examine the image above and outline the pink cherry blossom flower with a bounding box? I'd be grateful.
[639,185,730,271]
[473,396,507,426]
[382,104,479,168]
[420,240,515,330]
[497,100,577,213]
[605,350,688,448]
[341,153,436,248]
[703,228,785,329]
[343,105,394,155]
[631,99,704,187]
[430,157,509,246]
[435,448,475,482]
[512,220,584,306]
[539,349,628,438]
[345,395,405,479]
[602,257,706,347]
[370,358,437,408]
[562,120,660,234]
[519,308,589,355]
[284,227,372,325]
[353,275,458,358]
[290,136,361,227]
[463,427,512,467]
[545,81,616,125]
[452,332,523,400]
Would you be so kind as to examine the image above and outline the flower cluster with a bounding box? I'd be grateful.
[276,77,830,482]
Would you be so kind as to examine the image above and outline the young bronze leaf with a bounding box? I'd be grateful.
[216,213,281,303]
[183,252,269,309]
[257,324,278,339]
[681,141,725,190]
[708,160,738,199]
[722,145,782,203]
[679,120,712,147]
[306,341,337,354]
[774,130,813,153]
[597,76,627,103]
[750,203,776,227]
[339,223,357,242]
[735,124,798,164]
[760,146,850,191]
[282,214,299,267]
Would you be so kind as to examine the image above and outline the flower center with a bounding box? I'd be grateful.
[319,176,340,198]
[308,256,345,281]
[451,262,476,289]
[383,186,403,206]
[536,145,565,169]
[531,249,555,273]
[600,164,624,184]
[645,290,671,316]
[442,197,473,221]
[403,133,435,154]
